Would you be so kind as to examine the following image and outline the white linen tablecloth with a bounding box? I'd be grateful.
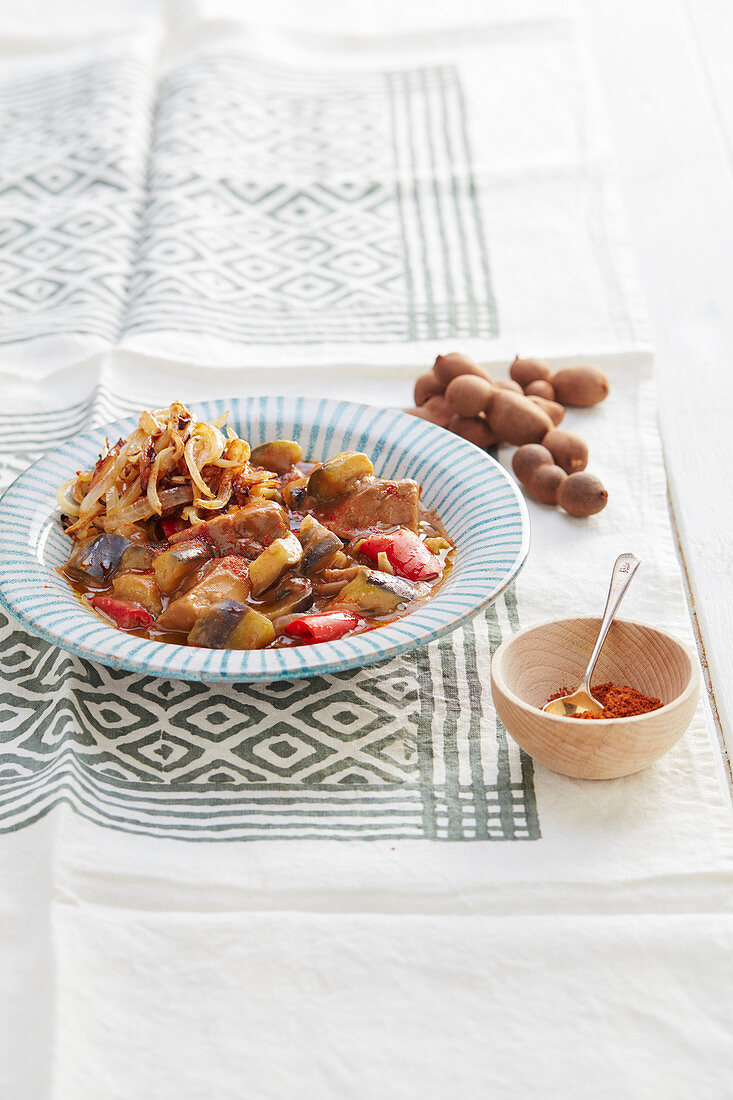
[0,3,731,1097]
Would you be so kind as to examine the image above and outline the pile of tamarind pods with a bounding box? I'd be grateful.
[407,352,609,518]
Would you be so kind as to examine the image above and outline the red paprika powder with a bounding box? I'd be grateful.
[547,682,662,719]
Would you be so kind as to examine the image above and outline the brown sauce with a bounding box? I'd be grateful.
[62,541,453,648]
[60,459,454,650]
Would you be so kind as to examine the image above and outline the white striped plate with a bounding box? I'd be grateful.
[0,397,529,682]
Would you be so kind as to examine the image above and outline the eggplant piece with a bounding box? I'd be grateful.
[250,440,302,475]
[119,544,157,573]
[188,600,275,650]
[169,501,289,559]
[66,533,131,583]
[298,514,343,576]
[153,541,212,595]
[312,565,360,597]
[156,558,251,633]
[282,477,308,509]
[249,533,303,597]
[333,568,424,615]
[112,572,163,616]
[306,452,373,502]
[259,578,314,620]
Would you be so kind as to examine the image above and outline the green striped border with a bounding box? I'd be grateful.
[386,65,497,341]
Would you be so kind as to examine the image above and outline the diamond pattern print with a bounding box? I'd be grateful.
[0,617,538,839]
[0,58,152,343]
[0,51,497,347]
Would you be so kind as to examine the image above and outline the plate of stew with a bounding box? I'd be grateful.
[0,396,529,682]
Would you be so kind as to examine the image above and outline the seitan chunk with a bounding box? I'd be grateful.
[312,478,419,539]
[168,501,289,560]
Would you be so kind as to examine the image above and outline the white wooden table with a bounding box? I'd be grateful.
[584,0,733,772]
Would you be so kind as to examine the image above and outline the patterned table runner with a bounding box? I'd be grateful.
[0,392,536,842]
[0,49,497,351]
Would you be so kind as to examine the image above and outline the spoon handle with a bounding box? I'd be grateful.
[579,553,641,693]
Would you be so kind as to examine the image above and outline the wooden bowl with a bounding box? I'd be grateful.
[490,617,699,779]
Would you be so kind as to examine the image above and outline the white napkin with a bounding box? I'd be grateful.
[0,4,732,1098]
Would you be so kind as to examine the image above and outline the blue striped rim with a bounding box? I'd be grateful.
[0,396,530,682]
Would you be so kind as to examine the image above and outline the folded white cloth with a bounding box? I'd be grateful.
[0,4,731,1098]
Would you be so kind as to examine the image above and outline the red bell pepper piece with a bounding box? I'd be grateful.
[89,595,154,629]
[284,611,363,644]
[359,528,442,581]
[161,517,185,540]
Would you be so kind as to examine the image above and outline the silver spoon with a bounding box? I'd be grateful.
[543,552,641,716]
